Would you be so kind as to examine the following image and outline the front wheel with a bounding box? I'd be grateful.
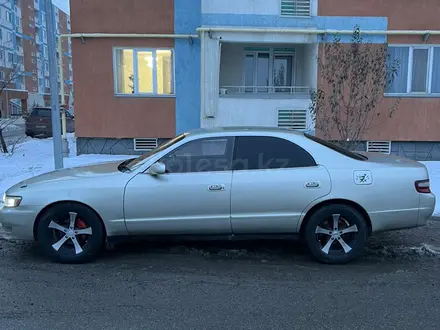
[303,204,368,264]
[36,202,105,264]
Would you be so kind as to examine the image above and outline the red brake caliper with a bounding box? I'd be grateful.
[75,219,87,243]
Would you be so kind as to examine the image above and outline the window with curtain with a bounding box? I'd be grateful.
[386,46,440,95]
[114,48,174,96]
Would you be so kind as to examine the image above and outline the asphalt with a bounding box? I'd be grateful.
[1,221,440,330]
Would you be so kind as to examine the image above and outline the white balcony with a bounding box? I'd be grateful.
[201,41,318,129]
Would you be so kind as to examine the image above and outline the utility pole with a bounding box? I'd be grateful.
[44,0,63,169]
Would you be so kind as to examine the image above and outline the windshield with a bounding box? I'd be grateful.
[304,133,368,161]
[124,133,187,170]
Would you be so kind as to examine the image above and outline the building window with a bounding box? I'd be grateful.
[386,46,440,95]
[7,32,12,42]
[113,48,174,96]
[45,78,49,88]
[280,0,311,17]
[8,52,14,63]
[243,48,296,93]
[0,71,4,81]
[6,10,12,22]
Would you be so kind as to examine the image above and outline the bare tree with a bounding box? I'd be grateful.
[0,37,26,153]
[309,26,401,150]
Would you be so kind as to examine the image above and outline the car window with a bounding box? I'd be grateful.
[29,109,39,117]
[39,110,51,117]
[31,109,51,117]
[161,137,234,173]
[233,136,316,171]
[304,133,367,161]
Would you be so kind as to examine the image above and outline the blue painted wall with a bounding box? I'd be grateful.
[201,14,388,43]
[174,0,202,134]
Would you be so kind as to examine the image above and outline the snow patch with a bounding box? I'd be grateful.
[0,134,129,198]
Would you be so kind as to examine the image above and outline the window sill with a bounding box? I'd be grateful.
[114,94,176,99]
[384,93,440,98]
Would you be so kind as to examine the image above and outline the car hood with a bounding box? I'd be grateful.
[15,160,128,187]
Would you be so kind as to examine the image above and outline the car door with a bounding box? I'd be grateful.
[230,135,331,234]
[124,136,235,235]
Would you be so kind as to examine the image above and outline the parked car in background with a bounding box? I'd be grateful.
[0,127,435,265]
[25,106,75,138]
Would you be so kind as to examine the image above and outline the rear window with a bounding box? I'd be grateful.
[30,108,72,118]
[304,133,367,161]
[30,109,50,117]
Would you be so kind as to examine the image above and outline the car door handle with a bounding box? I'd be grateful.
[208,184,225,191]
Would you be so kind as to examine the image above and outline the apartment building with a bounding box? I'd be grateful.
[0,0,72,117]
[71,0,440,160]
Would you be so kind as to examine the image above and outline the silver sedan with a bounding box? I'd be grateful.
[0,127,435,264]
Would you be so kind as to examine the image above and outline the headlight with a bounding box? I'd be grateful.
[2,194,22,208]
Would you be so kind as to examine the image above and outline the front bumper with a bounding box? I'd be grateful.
[0,205,41,241]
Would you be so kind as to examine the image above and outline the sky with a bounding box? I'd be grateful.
[52,0,70,14]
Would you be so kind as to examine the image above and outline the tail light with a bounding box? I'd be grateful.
[415,179,431,194]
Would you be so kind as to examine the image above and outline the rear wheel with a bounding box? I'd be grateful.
[36,203,105,264]
[303,204,368,264]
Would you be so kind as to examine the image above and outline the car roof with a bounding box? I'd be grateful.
[185,126,305,136]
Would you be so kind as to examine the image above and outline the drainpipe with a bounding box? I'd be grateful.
[201,31,205,122]
[196,27,440,35]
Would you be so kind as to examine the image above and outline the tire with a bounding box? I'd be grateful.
[303,204,368,264]
[36,202,105,264]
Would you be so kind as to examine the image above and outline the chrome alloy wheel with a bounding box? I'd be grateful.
[315,214,359,255]
[49,212,93,255]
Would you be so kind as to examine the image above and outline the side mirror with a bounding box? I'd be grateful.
[147,162,166,176]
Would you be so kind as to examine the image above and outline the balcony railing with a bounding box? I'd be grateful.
[219,85,312,96]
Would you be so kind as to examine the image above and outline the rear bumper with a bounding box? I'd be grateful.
[418,193,436,227]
